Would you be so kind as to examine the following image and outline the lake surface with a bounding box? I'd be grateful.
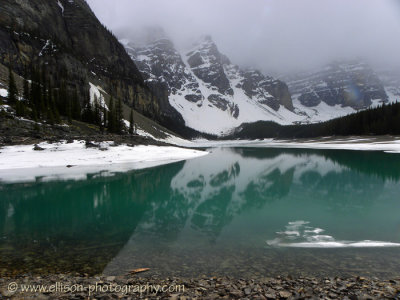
[1,147,400,278]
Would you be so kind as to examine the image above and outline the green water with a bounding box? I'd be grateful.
[1,147,400,278]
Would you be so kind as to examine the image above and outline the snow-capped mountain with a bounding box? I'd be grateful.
[121,32,301,134]
[283,61,390,123]
[121,29,394,134]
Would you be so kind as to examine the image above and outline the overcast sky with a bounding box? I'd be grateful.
[86,0,400,74]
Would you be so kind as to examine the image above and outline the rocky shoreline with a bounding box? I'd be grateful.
[1,274,400,299]
[0,113,182,148]
[0,133,171,148]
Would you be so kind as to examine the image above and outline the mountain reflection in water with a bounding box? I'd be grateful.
[1,148,400,278]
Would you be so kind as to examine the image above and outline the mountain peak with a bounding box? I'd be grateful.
[121,31,297,134]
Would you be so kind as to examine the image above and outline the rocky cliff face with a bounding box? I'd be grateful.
[238,69,293,111]
[0,0,170,122]
[123,32,296,134]
[286,61,388,110]
[186,36,234,97]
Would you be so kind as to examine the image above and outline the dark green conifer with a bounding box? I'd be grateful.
[81,90,93,123]
[52,100,61,124]
[16,101,25,117]
[116,98,124,134]
[93,95,101,126]
[7,66,18,104]
[47,107,55,125]
[129,109,134,134]
[67,98,72,124]
[72,89,81,120]
[31,107,38,122]
[23,76,30,103]
[108,97,115,133]
[103,105,107,130]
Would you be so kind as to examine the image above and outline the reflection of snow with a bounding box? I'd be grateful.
[267,221,400,248]
[171,148,345,211]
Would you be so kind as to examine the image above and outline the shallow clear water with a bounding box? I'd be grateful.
[1,147,400,278]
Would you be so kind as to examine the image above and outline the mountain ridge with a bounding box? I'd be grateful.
[0,2,397,140]
[122,31,300,134]
[121,29,393,135]
[285,60,388,109]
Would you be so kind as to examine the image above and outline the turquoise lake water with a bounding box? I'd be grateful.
[1,147,400,278]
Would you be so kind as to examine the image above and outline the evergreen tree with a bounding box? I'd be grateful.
[39,96,46,119]
[108,97,115,133]
[59,81,68,116]
[99,101,105,133]
[30,68,43,118]
[30,67,39,107]
[42,77,48,108]
[233,100,400,139]
[47,107,55,125]
[93,95,101,126]
[66,96,72,124]
[82,102,93,124]
[103,105,107,130]
[31,107,38,122]
[72,89,81,120]
[116,98,124,134]
[23,76,30,103]
[7,66,18,104]
[81,91,93,123]
[52,88,59,115]
[16,100,25,117]
[129,109,134,134]
[52,99,61,124]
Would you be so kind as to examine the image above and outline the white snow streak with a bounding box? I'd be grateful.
[89,82,108,110]
[57,0,64,15]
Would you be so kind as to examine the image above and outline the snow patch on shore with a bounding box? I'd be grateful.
[0,141,208,183]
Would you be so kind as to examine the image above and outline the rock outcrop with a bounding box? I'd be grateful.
[286,61,388,109]
[0,0,173,123]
